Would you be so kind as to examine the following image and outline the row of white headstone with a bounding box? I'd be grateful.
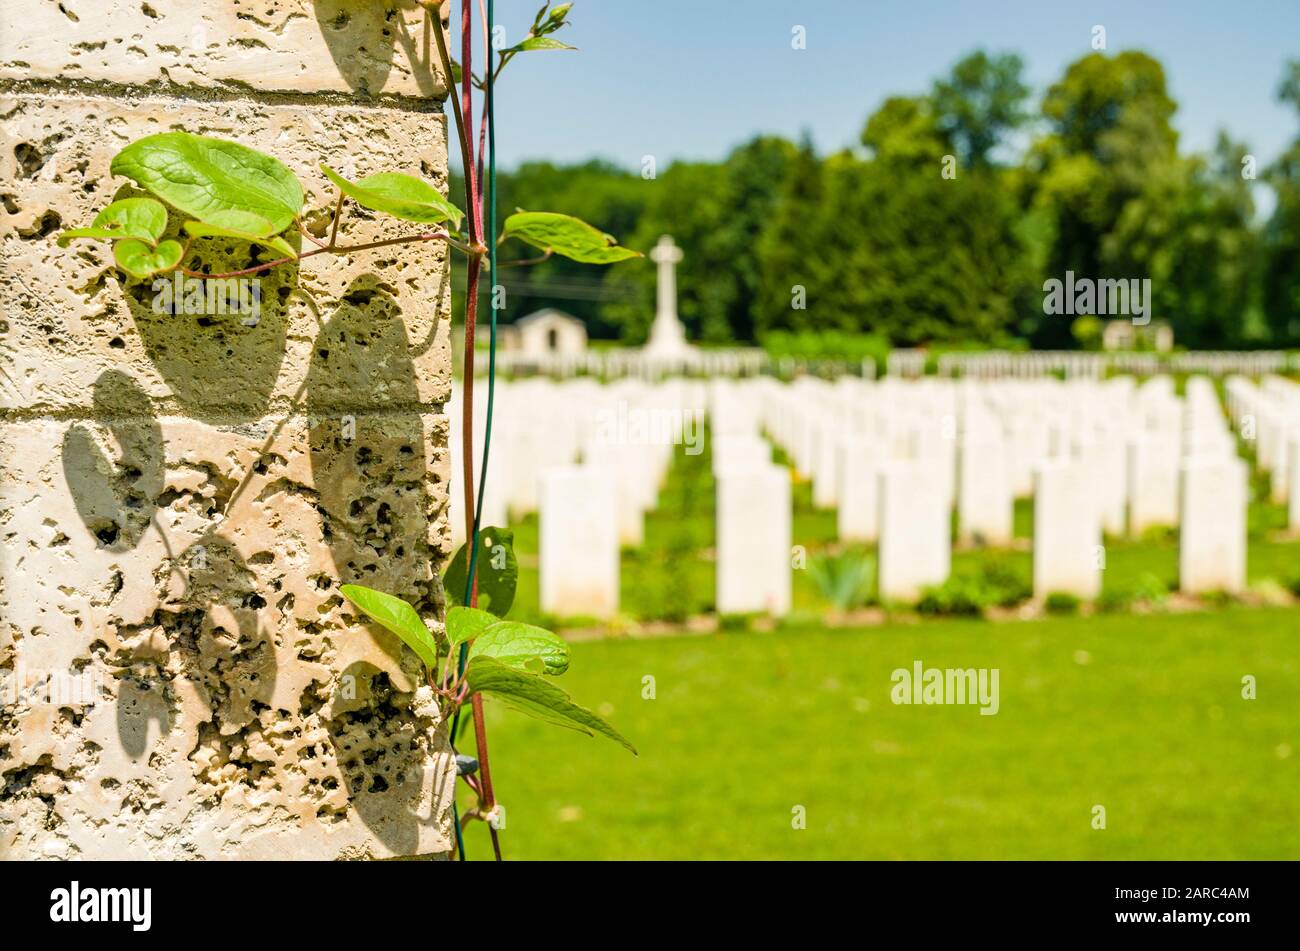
[760,374,1251,603]
[449,379,701,617]
[935,350,1298,380]
[449,373,1273,619]
[1226,375,1300,525]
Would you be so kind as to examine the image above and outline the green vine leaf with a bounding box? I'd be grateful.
[505,36,575,54]
[184,220,297,260]
[443,526,518,617]
[340,584,440,670]
[468,620,570,675]
[466,656,635,754]
[446,605,499,649]
[322,166,464,230]
[113,238,184,280]
[58,197,168,247]
[502,211,640,264]
[111,132,304,234]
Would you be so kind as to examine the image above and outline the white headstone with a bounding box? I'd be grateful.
[1180,456,1247,593]
[912,417,957,513]
[449,445,509,549]
[836,438,879,543]
[710,380,758,436]
[958,431,1012,546]
[878,461,950,601]
[1008,416,1050,497]
[1033,461,1101,599]
[449,388,509,547]
[1127,429,1181,533]
[1273,430,1292,504]
[1290,431,1300,533]
[501,423,539,516]
[1087,432,1128,537]
[539,466,619,618]
[712,434,770,477]
[811,419,843,509]
[582,442,645,547]
[715,464,791,616]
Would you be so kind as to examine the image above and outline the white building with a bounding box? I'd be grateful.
[501,308,588,357]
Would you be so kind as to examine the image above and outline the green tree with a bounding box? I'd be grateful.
[861,95,950,165]
[792,151,1028,346]
[1102,134,1257,347]
[1028,51,1180,345]
[605,136,796,344]
[1264,59,1300,343]
[453,160,647,338]
[754,134,824,339]
[931,50,1030,169]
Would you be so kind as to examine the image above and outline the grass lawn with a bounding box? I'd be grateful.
[459,607,1300,860]
[459,428,1300,859]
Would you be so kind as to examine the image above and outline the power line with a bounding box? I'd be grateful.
[450,276,646,302]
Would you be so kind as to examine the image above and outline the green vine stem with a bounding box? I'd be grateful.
[432,0,501,861]
[177,229,471,280]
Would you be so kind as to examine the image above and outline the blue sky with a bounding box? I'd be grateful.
[452,0,1300,171]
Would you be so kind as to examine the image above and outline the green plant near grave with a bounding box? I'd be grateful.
[1043,591,1081,615]
[1131,571,1172,605]
[1095,587,1133,614]
[54,1,638,860]
[916,557,1032,618]
[917,575,988,618]
[807,550,875,611]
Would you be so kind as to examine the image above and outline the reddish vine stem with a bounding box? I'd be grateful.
[434,0,501,860]
[472,691,502,860]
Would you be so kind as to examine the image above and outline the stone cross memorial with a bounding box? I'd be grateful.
[643,235,696,360]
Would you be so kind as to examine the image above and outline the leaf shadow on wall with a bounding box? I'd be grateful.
[60,369,163,552]
[306,276,447,854]
[115,678,175,762]
[313,0,441,98]
[115,534,276,764]
[122,218,297,425]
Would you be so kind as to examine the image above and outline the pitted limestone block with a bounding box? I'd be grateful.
[0,0,449,98]
[1,92,453,418]
[0,407,455,859]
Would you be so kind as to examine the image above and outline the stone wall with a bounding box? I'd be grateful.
[0,0,456,859]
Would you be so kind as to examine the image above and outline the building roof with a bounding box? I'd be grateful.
[514,308,584,329]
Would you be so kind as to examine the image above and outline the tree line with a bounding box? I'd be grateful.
[456,50,1300,351]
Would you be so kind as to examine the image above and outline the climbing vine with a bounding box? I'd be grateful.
[55,0,638,861]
